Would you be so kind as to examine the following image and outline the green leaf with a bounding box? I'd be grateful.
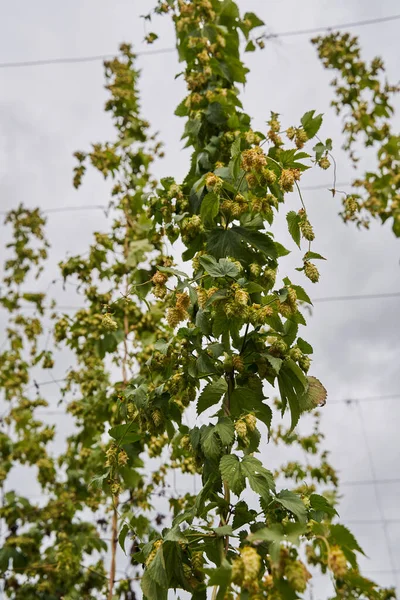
[108,423,141,445]
[248,524,284,544]
[206,102,228,126]
[241,456,275,498]
[205,558,232,599]
[275,242,291,257]
[245,40,256,52]
[264,354,282,374]
[89,471,109,490]
[199,255,240,278]
[301,110,323,139]
[201,426,221,459]
[283,319,298,346]
[163,526,188,543]
[243,12,265,29]
[154,338,170,354]
[215,417,235,446]
[207,228,243,260]
[197,378,228,415]
[297,337,313,354]
[275,490,307,523]
[119,524,130,554]
[286,211,301,248]
[233,226,277,258]
[313,141,326,161]
[291,284,313,305]
[220,454,246,496]
[213,525,233,537]
[232,501,257,530]
[141,547,168,600]
[299,376,327,412]
[310,494,338,518]
[278,359,308,430]
[329,524,365,555]
[303,250,326,261]
[207,226,277,261]
[200,192,220,226]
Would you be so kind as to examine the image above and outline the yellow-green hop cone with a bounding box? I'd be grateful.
[345,195,359,215]
[102,313,118,331]
[299,218,315,241]
[298,354,311,373]
[284,560,311,592]
[328,546,347,578]
[231,557,244,585]
[318,156,331,170]
[241,546,261,584]
[304,261,320,283]
[244,414,257,432]
[235,419,248,440]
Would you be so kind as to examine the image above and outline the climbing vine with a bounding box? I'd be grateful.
[312,32,400,236]
[0,2,398,600]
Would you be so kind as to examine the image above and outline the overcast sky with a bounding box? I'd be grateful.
[1,0,400,596]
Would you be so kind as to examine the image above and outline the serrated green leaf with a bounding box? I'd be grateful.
[278,358,308,430]
[243,12,265,29]
[154,338,170,354]
[310,494,338,518]
[241,456,275,498]
[297,337,313,354]
[163,526,188,543]
[232,501,257,530]
[329,524,365,555]
[245,40,256,52]
[301,110,323,139]
[286,211,301,248]
[248,524,284,544]
[219,454,246,496]
[299,376,327,412]
[200,255,240,278]
[213,525,233,537]
[205,558,232,599]
[275,489,307,523]
[197,379,228,415]
[141,547,168,600]
[119,523,130,554]
[233,226,277,258]
[264,354,282,373]
[304,250,326,261]
[200,192,220,226]
[201,426,221,459]
[215,417,235,446]
[291,284,313,305]
[108,423,141,445]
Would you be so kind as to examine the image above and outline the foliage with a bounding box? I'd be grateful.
[0,2,398,600]
[312,32,400,236]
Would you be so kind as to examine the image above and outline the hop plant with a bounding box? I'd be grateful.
[205,172,223,191]
[279,168,300,192]
[101,313,118,331]
[328,546,348,578]
[241,546,262,585]
[304,261,320,283]
[318,156,331,169]
[231,557,245,585]
[235,419,248,440]
[284,559,312,592]
[244,413,257,432]
[152,271,168,285]
[299,210,315,241]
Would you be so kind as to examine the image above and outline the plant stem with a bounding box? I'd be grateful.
[108,206,131,600]
[108,507,118,600]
